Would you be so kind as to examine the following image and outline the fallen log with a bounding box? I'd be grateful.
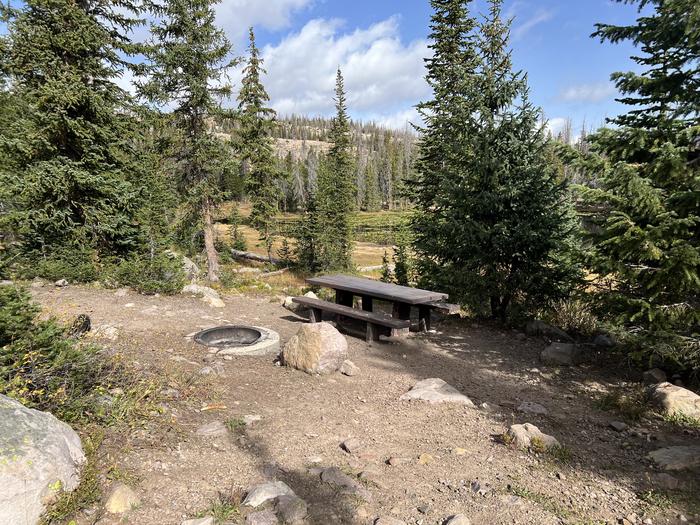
[258,268,290,278]
[230,249,282,266]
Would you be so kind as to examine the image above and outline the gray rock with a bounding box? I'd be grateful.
[182,518,214,525]
[54,279,69,287]
[0,394,85,525]
[341,437,364,454]
[274,494,308,524]
[541,343,584,366]
[196,421,228,438]
[650,382,700,419]
[105,483,140,514]
[283,291,317,314]
[400,378,475,406]
[517,402,547,415]
[320,467,371,502]
[340,359,360,377]
[652,473,680,490]
[648,446,700,471]
[243,481,295,508]
[246,509,279,525]
[281,322,348,375]
[643,368,667,385]
[609,421,628,432]
[525,320,573,342]
[444,516,471,525]
[243,414,262,426]
[182,284,221,301]
[593,334,616,348]
[30,279,46,288]
[507,423,560,450]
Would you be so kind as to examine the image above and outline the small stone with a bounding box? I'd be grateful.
[243,481,295,508]
[243,415,262,426]
[541,343,584,366]
[444,515,471,525]
[341,438,364,454]
[418,453,434,465]
[196,421,227,438]
[105,483,140,514]
[387,456,408,466]
[609,421,628,432]
[182,518,214,525]
[643,368,667,385]
[245,509,279,525]
[274,494,308,524]
[417,504,430,514]
[517,402,548,415]
[400,378,474,406]
[340,359,360,376]
[54,279,69,287]
[452,447,467,456]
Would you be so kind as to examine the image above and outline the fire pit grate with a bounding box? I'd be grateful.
[192,325,280,356]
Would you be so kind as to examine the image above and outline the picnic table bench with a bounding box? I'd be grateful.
[294,274,453,342]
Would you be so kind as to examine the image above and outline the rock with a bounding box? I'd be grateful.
[525,320,572,342]
[0,395,86,525]
[198,363,224,376]
[507,423,560,450]
[181,255,201,281]
[105,483,140,514]
[341,438,364,454]
[517,402,547,415]
[541,343,584,366]
[400,378,475,406]
[647,446,700,471]
[652,473,680,490]
[444,516,471,525]
[246,509,279,525]
[418,453,434,465]
[283,291,318,314]
[340,359,360,377]
[31,279,46,288]
[281,322,348,375]
[196,421,228,438]
[320,467,371,501]
[609,421,628,432]
[243,481,295,508]
[643,368,667,385]
[274,494,308,524]
[91,324,119,341]
[375,519,406,525]
[649,382,700,419]
[182,284,220,301]
[244,415,262,426]
[182,518,214,525]
[204,296,226,308]
[593,334,616,348]
[54,279,69,287]
[452,447,467,456]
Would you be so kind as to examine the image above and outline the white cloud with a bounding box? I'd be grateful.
[216,0,313,42]
[545,117,569,137]
[559,82,616,103]
[511,8,554,41]
[254,16,429,128]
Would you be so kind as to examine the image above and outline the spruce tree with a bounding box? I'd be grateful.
[138,0,236,282]
[314,69,355,271]
[413,0,581,320]
[580,0,699,371]
[236,28,279,262]
[0,0,145,262]
[362,157,381,212]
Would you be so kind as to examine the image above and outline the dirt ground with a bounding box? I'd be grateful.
[32,285,700,525]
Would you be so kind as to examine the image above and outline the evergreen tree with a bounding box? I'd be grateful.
[362,157,381,212]
[236,28,279,261]
[413,0,582,320]
[380,250,394,283]
[0,0,145,264]
[580,0,699,371]
[138,0,236,282]
[314,69,355,271]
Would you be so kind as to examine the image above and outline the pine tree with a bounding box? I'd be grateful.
[413,0,582,320]
[236,28,279,262]
[314,69,355,271]
[362,156,381,212]
[137,0,236,282]
[580,0,699,371]
[380,250,394,283]
[0,0,145,263]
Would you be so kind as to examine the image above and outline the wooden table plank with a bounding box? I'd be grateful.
[306,274,448,305]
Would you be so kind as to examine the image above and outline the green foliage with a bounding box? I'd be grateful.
[108,253,186,295]
[380,251,394,283]
[541,298,599,337]
[577,0,700,374]
[393,232,414,286]
[411,0,582,321]
[13,247,100,284]
[229,204,248,251]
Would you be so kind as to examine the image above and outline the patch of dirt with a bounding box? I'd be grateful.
[32,286,700,525]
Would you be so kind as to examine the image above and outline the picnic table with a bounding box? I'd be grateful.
[300,274,449,337]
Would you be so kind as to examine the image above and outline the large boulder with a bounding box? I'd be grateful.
[281,323,348,375]
[650,382,700,419]
[0,395,85,525]
[648,446,700,471]
[540,343,584,366]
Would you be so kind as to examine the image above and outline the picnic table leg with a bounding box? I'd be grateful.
[361,295,373,312]
[418,305,431,332]
[391,301,411,337]
[309,307,323,323]
[335,290,353,307]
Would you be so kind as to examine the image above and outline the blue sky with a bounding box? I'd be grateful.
[215,0,649,135]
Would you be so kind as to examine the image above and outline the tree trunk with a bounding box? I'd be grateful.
[202,199,220,282]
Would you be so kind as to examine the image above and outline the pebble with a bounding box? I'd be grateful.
[341,437,364,454]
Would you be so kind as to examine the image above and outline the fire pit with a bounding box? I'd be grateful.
[193,325,279,356]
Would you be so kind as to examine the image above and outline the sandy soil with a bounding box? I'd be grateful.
[31,285,700,525]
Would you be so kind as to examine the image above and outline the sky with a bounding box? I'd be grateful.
[206,0,649,135]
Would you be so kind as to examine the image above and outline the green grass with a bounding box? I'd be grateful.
[198,491,241,525]
[595,388,648,421]
[224,417,246,434]
[637,489,675,510]
[662,412,700,429]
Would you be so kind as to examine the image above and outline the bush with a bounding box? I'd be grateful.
[541,298,598,337]
[14,246,99,283]
[108,253,186,295]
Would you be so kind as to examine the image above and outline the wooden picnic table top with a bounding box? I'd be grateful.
[306,274,448,305]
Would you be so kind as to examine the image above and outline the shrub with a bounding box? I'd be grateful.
[109,253,186,295]
[541,298,598,337]
[16,246,100,283]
